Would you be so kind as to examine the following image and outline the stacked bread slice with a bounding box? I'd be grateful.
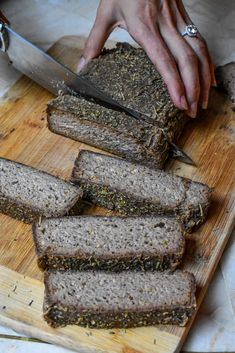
[33,215,196,328]
[0,152,209,328]
[31,150,211,329]
[0,154,209,329]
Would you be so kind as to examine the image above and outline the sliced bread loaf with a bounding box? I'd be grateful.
[33,215,185,271]
[43,270,196,328]
[81,42,186,140]
[0,158,83,223]
[71,150,211,232]
[47,95,169,169]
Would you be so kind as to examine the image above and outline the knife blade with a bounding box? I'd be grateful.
[0,22,195,166]
[169,142,196,166]
[1,24,146,121]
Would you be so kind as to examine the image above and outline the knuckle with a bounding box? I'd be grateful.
[196,40,208,55]
[166,23,178,35]
[161,0,173,19]
[141,12,153,27]
[182,50,198,66]
[203,73,212,89]
[130,24,146,41]
[190,84,200,99]
[155,54,175,68]
[84,40,100,57]
[138,17,156,35]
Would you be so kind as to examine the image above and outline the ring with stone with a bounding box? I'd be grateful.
[181,25,198,37]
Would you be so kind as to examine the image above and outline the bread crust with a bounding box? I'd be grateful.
[43,270,196,328]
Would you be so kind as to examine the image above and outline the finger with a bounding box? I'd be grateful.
[77,10,114,72]
[176,0,216,87]
[129,23,188,111]
[204,46,217,87]
[77,22,112,72]
[184,36,211,109]
[171,1,214,109]
[193,41,216,88]
[159,23,200,117]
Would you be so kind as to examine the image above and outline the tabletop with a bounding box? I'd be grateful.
[0,1,234,352]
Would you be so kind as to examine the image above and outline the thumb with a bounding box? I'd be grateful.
[77,16,113,72]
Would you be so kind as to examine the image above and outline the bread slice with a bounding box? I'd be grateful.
[33,215,185,271]
[0,158,83,223]
[81,42,186,140]
[47,95,169,169]
[71,150,211,232]
[43,270,196,328]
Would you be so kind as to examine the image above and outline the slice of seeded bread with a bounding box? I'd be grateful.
[33,215,185,271]
[71,150,211,232]
[0,158,83,223]
[47,95,169,169]
[43,270,196,328]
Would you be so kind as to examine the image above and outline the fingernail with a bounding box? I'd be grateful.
[77,56,87,73]
[212,74,217,87]
[180,95,188,110]
[188,102,197,118]
[212,80,217,88]
[202,100,208,109]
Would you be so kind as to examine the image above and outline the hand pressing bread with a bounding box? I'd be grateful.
[78,0,216,118]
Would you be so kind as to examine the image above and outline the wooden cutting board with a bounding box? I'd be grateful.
[0,35,234,353]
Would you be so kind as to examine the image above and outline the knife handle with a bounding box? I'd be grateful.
[0,22,9,52]
[0,10,10,25]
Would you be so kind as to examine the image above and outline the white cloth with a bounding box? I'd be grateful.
[0,1,234,351]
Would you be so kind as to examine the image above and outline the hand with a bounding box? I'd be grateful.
[78,0,216,118]
[0,10,10,24]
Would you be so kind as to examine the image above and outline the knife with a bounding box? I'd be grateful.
[0,21,195,166]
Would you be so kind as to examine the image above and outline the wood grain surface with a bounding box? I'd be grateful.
[0,35,234,353]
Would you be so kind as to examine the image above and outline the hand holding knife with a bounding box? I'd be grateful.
[0,11,195,166]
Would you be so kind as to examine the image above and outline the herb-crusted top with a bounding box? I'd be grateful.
[47,94,162,142]
[81,42,185,131]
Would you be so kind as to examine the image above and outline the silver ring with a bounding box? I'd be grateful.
[181,25,198,37]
